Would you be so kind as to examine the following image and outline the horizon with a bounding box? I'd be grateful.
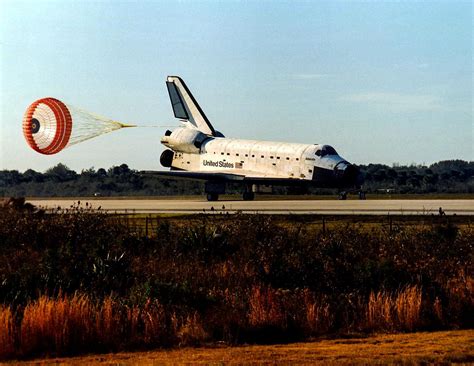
[2,158,472,175]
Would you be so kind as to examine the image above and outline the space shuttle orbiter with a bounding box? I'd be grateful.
[152,76,363,201]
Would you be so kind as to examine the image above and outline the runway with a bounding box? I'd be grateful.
[26,198,474,215]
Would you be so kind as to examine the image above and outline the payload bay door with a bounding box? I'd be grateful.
[289,164,300,178]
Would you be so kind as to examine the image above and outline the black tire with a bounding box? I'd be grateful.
[207,193,219,201]
[243,192,255,201]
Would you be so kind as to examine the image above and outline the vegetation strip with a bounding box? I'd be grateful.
[1,202,472,360]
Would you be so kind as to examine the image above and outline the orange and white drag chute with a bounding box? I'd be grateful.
[23,98,73,155]
[22,97,136,155]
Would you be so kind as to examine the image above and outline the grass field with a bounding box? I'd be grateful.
[1,204,472,361]
[10,330,473,365]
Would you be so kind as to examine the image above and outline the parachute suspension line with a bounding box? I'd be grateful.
[65,105,137,147]
[133,125,177,128]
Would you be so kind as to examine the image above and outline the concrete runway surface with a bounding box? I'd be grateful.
[27,198,474,215]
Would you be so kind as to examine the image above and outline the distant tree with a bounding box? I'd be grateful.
[450,170,461,179]
[407,177,421,188]
[440,172,452,181]
[423,174,438,185]
[373,170,387,182]
[23,169,42,183]
[45,163,77,182]
[1,160,473,197]
[98,182,118,192]
[430,160,471,172]
[119,164,130,175]
[109,166,120,177]
[108,164,131,177]
[97,168,107,178]
[0,170,23,187]
[81,167,96,177]
[387,168,398,180]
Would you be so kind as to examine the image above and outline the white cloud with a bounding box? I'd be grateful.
[341,92,442,112]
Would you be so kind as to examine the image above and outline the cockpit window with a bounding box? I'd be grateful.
[316,145,338,157]
[324,145,337,155]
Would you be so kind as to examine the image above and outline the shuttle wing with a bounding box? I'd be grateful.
[142,170,245,181]
[141,170,294,184]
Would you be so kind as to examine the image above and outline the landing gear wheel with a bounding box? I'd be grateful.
[243,192,255,201]
[339,192,347,200]
[207,193,219,201]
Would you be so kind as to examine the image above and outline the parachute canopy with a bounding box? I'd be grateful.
[23,97,135,155]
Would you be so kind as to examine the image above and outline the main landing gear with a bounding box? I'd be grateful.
[242,184,255,201]
[206,192,255,201]
[206,193,219,201]
[338,190,366,200]
[205,181,225,202]
[205,182,256,201]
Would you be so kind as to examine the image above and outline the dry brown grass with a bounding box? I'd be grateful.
[395,285,422,331]
[304,291,333,335]
[16,294,128,357]
[177,312,209,345]
[0,305,15,359]
[248,286,287,329]
[366,285,422,331]
[2,294,216,359]
[13,329,474,365]
[0,281,469,360]
[138,300,167,345]
[94,296,122,348]
[20,294,96,356]
[367,291,393,330]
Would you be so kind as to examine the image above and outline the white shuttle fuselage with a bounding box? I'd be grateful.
[157,76,361,201]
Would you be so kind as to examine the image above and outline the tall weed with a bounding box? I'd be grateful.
[0,306,14,358]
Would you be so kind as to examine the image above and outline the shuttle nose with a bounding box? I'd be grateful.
[334,162,360,186]
[343,164,360,184]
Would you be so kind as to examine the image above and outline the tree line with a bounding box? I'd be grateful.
[0,160,472,197]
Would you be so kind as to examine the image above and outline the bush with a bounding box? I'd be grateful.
[0,205,472,359]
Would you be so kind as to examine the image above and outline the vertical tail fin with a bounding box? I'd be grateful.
[166,76,216,136]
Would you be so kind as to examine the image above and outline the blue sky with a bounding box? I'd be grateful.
[1,0,472,172]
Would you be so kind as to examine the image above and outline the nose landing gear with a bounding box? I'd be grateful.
[243,191,255,201]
